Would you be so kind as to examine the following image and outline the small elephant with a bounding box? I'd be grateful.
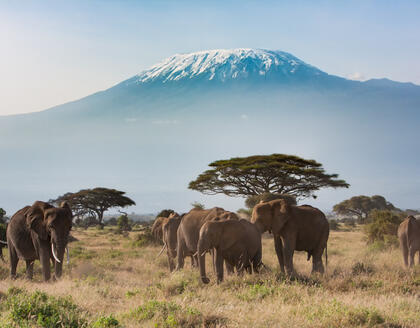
[7,201,73,281]
[251,199,329,276]
[151,212,178,242]
[198,218,262,284]
[398,216,420,267]
[176,207,238,270]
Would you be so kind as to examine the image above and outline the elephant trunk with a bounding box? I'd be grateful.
[198,239,210,284]
[52,239,67,278]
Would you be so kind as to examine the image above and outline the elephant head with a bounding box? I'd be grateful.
[197,220,223,284]
[25,201,73,278]
[161,215,182,271]
[251,199,290,234]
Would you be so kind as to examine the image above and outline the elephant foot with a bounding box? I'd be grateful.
[201,276,210,284]
[10,274,17,280]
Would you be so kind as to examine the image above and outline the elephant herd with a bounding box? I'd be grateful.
[0,198,418,283]
[152,200,330,283]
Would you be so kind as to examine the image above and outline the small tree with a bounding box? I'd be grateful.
[117,215,132,232]
[0,208,6,224]
[189,154,349,200]
[333,195,397,223]
[364,210,403,246]
[51,187,135,226]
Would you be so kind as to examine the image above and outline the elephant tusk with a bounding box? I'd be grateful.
[158,244,167,257]
[200,251,207,257]
[66,246,70,265]
[0,240,7,245]
[51,243,61,263]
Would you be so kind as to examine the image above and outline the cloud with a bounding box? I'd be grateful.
[241,114,248,120]
[347,72,367,81]
[125,118,137,123]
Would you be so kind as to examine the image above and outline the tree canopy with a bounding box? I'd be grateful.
[188,154,349,200]
[51,187,135,225]
[0,208,5,224]
[333,195,398,223]
[245,193,297,209]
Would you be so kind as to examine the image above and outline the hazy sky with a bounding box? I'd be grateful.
[1,0,420,116]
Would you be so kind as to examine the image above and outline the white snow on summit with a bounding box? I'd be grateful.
[135,48,323,83]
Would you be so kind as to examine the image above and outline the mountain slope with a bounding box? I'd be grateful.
[1,49,420,214]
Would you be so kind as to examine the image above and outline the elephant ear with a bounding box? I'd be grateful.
[59,201,73,228]
[271,199,290,233]
[25,206,49,240]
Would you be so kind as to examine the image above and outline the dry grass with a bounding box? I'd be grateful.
[0,226,419,327]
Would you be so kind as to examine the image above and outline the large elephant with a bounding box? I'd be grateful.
[7,201,73,281]
[176,207,238,270]
[161,214,189,271]
[251,199,329,275]
[398,216,420,267]
[198,218,262,284]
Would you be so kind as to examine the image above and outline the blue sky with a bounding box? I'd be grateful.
[1,0,420,115]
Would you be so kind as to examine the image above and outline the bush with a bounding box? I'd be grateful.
[328,219,340,231]
[3,287,88,328]
[364,210,403,245]
[130,229,155,247]
[245,193,296,209]
[117,215,132,232]
[91,315,121,328]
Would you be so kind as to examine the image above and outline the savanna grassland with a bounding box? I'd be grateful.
[0,225,419,328]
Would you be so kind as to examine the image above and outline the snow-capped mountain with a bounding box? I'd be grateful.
[1,48,420,214]
[133,49,325,84]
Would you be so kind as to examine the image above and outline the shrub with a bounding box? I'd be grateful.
[117,215,132,232]
[328,219,340,231]
[91,315,121,328]
[364,210,403,245]
[130,229,155,247]
[3,287,88,328]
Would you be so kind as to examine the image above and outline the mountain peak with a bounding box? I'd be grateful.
[133,48,325,84]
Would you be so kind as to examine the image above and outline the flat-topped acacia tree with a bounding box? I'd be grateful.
[188,154,349,201]
[51,187,135,226]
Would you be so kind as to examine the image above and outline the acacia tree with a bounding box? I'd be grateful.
[51,187,135,225]
[189,154,349,201]
[333,195,397,223]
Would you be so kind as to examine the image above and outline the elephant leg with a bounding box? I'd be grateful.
[167,251,174,272]
[215,250,224,284]
[312,246,325,274]
[8,244,19,280]
[252,248,262,274]
[274,234,285,273]
[225,262,234,275]
[282,237,296,276]
[402,244,409,267]
[409,247,415,267]
[25,260,34,280]
[40,249,51,281]
[176,239,185,270]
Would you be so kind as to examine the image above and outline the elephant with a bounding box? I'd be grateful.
[6,201,73,281]
[251,199,329,276]
[176,207,238,270]
[0,224,7,262]
[398,216,420,267]
[151,212,178,242]
[160,214,194,271]
[198,218,262,284]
